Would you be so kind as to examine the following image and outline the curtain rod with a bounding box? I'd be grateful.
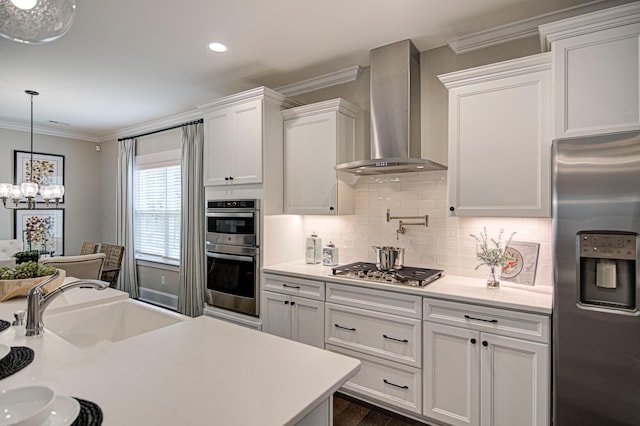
[118,119,203,142]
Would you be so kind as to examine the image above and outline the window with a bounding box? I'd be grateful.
[134,150,181,262]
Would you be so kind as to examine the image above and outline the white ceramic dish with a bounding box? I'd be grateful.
[42,396,80,426]
[0,385,55,426]
[0,344,10,362]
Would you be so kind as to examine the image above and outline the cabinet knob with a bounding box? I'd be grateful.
[291,301,295,306]
[329,206,335,211]
[470,338,476,344]
[224,177,229,181]
[482,340,488,347]
[449,206,455,212]
[284,300,289,305]
[229,176,234,180]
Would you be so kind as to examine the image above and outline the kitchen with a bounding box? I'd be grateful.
[1,0,640,425]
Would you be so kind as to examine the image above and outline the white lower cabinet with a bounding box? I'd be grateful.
[263,292,324,348]
[262,274,325,349]
[423,299,550,426]
[326,303,421,367]
[327,344,422,415]
[325,282,423,415]
[261,272,551,425]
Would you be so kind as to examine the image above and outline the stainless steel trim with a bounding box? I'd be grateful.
[206,251,254,263]
[206,211,254,218]
[206,243,258,256]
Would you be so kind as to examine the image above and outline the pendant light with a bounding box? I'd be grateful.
[0,0,76,44]
[0,90,65,209]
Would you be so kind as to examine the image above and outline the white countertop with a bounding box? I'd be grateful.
[263,261,553,315]
[0,282,360,425]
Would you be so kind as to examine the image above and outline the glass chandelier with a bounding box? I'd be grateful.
[0,90,65,209]
[0,0,76,44]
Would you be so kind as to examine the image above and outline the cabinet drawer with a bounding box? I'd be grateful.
[326,282,422,319]
[326,303,421,367]
[263,274,324,301]
[424,298,550,344]
[327,344,422,415]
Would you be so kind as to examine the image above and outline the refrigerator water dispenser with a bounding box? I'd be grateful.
[578,232,636,311]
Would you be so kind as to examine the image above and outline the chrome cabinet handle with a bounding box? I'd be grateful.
[464,314,498,324]
[282,284,301,289]
[383,334,408,343]
[383,379,408,389]
[334,324,356,331]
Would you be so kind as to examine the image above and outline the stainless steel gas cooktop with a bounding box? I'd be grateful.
[331,262,443,287]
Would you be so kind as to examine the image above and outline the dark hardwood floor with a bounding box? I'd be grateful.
[333,393,430,426]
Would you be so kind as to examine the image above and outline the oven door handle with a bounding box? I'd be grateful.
[206,212,254,218]
[206,251,254,262]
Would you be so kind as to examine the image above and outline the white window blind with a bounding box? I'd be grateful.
[134,163,181,261]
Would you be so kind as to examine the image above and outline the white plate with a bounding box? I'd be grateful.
[42,396,80,426]
[0,344,10,362]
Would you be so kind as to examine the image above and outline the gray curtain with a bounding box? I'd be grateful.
[116,138,139,298]
[178,122,205,317]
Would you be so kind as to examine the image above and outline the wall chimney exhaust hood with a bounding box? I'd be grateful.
[336,39,446,175]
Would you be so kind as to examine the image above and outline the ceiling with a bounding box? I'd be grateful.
[0,0,624,141]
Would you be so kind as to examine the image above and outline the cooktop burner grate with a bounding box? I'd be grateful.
[331,262,443,287]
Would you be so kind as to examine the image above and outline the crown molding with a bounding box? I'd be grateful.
[274,65,363,97]
[0,119,100,142]
[438,52,551,88]
[282,98,361,119]
[447,0,629,54]
[539,1,640,50]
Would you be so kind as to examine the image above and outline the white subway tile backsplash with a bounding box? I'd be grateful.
[302,173,553,287]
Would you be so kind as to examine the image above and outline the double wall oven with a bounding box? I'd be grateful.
[205,199,260,317]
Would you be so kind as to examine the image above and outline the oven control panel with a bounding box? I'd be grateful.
[207,199,258,209]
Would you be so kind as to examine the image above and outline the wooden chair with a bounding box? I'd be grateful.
[80,241,101,255]
[98,243,124,288]
[39,253,106,280]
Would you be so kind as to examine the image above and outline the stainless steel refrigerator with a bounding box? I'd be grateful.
[553,131,640,426]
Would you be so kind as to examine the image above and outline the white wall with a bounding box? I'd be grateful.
[300,171,552,287]
[0,128,103,255]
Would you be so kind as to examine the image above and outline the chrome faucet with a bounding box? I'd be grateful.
[26,270,109,337]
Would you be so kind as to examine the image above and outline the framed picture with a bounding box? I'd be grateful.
[501,241,540,286]
[14,209,64,255]
[14,150,65,204]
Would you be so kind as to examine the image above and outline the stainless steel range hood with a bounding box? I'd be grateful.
[336,39,446,175]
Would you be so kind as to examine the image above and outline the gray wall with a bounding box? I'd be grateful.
[96,37,543,251]
[291,36,542,165]
[0,128,103,255]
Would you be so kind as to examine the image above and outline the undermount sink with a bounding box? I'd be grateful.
[44,299,187,347]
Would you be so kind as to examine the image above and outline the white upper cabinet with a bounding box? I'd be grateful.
[439,53,552,218]
[540,2,640,138]
[283,99,359,215]
[200,87,298,187]
[204,99,262,186]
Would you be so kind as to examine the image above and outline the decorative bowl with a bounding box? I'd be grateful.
[0,385,55,426]
[0,269,66,302]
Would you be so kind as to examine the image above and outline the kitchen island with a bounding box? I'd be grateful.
[0,282,360,425]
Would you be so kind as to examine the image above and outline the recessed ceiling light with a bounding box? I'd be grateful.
[208,41,228,53]
[10,0,37,10]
